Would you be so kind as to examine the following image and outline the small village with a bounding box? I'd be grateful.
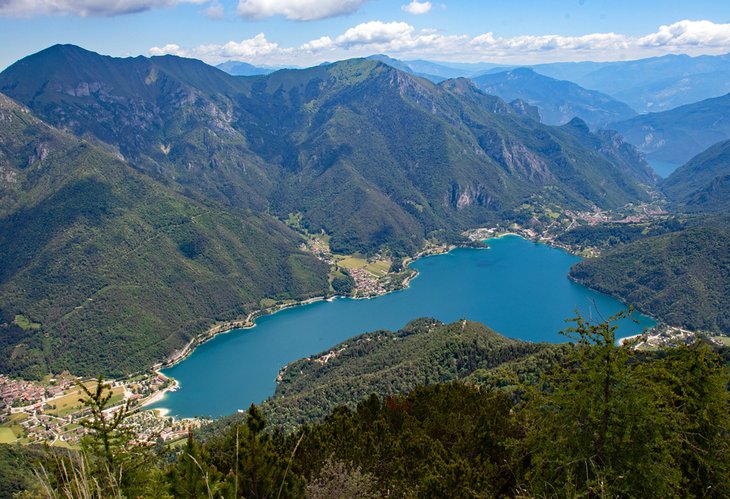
[299,227,411,297]
[0,371,208,448]
[463,201,670,257]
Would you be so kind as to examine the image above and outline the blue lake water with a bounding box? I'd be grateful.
[647,159,680,178]
[151,236,654,418]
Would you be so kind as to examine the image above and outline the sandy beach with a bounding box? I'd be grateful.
[141,381,177,409]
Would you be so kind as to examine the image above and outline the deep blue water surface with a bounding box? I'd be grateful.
[151,236,654,418]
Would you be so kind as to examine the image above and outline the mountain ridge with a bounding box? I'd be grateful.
[0,45,657,256]
[610,92,730,164]
[471,67,636,128]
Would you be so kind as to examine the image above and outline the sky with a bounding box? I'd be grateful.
[1,0,730,70]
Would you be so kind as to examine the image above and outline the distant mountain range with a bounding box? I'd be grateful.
[215,60,274,76]
[471,67,636,128]
[524,53,730,113]
[610,92,730,165]
[213,52,730,137]
[358,53,730,116]
[0,44,658,377]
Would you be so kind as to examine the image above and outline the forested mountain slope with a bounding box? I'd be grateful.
[0,93,328,378]
[662,139,730,213]
[262,318,557,429]
[1,45,657,255]
[569,222,730,334]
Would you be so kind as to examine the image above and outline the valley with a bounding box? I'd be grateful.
[0,45,660,382]
[0,11,728,492]
[149,235,654,419]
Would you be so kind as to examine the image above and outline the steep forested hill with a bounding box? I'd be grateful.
[662,139,730,213]
[0,93,328,378]
[569,222,730,334]
[263,318,559,429]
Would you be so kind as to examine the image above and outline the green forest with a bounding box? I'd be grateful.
[570,221,730,334]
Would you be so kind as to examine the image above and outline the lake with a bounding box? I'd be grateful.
[647,159,680,178]
[150,236,654,418]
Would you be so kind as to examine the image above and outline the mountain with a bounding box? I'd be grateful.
[0,45,657,257]
[216,60,274,76]
[244,67,656,253]
[366,54,447,82]
[0,45,662,378]
[610,92,730,165]
[662,139,730,213]
[0,44,275,213]
[262,317,555,429]
[569,220,730,335]
[366,54,493,82]
[530,53,730,113]
[0,92,329,378]
[471,67,636,128]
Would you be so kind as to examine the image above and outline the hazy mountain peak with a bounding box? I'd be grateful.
[563,117,591,134]
[472,67,636,128]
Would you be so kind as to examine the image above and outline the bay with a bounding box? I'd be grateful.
[150,236,654,418]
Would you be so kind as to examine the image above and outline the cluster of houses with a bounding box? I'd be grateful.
[128,410,206,444]
[301,236,334,264]
[0,375,46,409]
[1,371,204,447]
[349,267,387,296]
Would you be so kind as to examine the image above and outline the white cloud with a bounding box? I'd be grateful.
[149,19,730,67]
[639,20,730,48]
[149,43,187,56]
[336,21,415,47]
[331,20,466,55]
[472,32,629,53]
[203,0,223,19]
[300,36,334,52]
[236,0,368,21]
[0,0,207,17]
[150,33,291,63]
[402,1,431,15]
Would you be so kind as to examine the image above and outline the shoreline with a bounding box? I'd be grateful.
[143,232,548,407]
[142,228,653,410]
[140,379,177,409]
[144,243,460,400]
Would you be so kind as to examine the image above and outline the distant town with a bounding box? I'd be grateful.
[0,372,206,447]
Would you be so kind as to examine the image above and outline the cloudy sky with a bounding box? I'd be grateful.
[1,0,729,70]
